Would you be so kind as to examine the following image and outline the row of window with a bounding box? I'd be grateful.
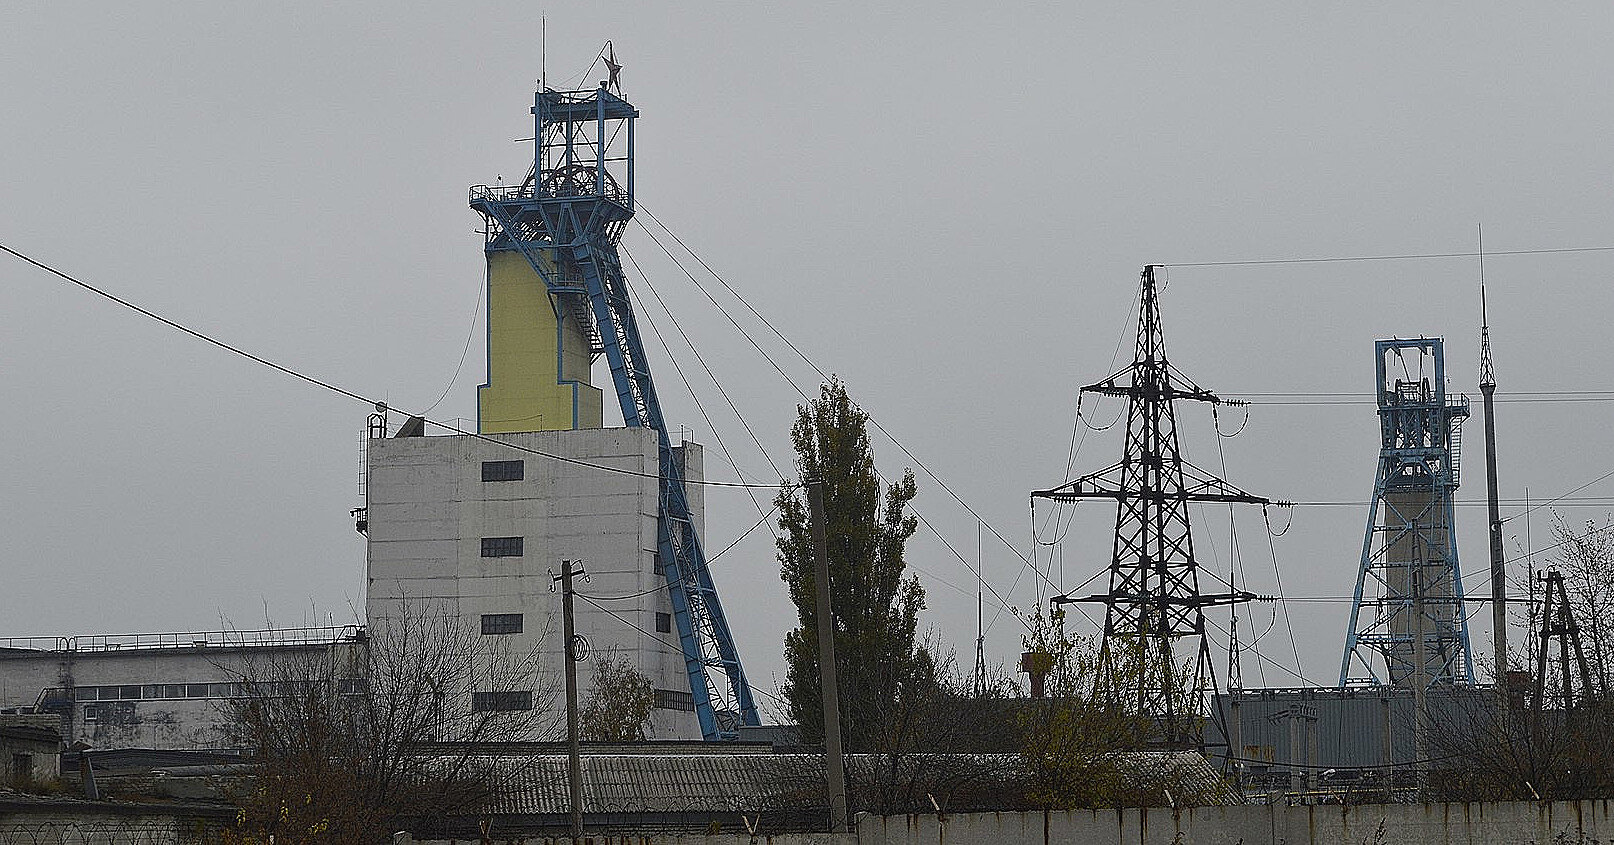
[480,612,673,637]
[67,684,694,716]
[50,679,367,703]
[480,458,524,559]
[483,611,676,640]
[67,684,672,716]
[480,610,670,636]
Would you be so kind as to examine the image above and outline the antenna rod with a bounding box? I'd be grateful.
[974,518,986,696]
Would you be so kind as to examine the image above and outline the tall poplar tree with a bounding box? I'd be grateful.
[776,379,930,750]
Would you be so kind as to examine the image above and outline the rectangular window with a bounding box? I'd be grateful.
[185,684,210,698]
[481,536,524,558]
[481,613,524,635]
[472,691,533,712]
[12,754,32,781]
[653,688,695,712]
[481,460,525,482]
[655,612,672,634]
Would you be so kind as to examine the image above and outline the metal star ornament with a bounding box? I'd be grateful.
[604,42,622,92]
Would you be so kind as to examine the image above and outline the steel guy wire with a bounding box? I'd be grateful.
[1164,244,1614,268]
[621,245,784,534]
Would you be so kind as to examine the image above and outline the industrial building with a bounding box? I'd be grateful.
[0,82,754,750]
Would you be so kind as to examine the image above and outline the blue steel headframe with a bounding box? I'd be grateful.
[469,85,759,739]
[1339,338,1475,688]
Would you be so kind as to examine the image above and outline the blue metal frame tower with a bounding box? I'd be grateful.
[469,84,759,739]
[1339,338,1476,688]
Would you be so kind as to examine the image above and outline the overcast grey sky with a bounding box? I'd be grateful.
[5,3,1614,701]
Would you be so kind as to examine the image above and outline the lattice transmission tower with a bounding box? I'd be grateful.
[469,84,758,739]
[1034,265,1271,749]
[1339,338,1475,688]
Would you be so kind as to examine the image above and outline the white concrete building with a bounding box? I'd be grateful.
[363,425,704,740]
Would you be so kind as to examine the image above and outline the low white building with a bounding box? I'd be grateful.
[0,628,362,750]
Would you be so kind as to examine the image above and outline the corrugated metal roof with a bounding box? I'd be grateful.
[465,750,1237,816]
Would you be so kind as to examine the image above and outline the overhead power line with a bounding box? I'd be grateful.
[1164,244,1614,268]
[1290,497,1614,508]
[0,241,784,491]
[635,203,1063,604]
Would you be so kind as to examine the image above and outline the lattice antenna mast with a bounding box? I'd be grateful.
[1034,266,1269,749]
[1479,286,1496,390]
[469,83,758,739]
[1340,338,1476,688]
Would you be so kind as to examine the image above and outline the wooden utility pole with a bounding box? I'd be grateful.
[559,560,585,839]
[807,478,849,834]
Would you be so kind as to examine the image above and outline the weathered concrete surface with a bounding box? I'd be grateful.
[0,789,229,844]
[412,801,1614,844]
[366,428,706,740]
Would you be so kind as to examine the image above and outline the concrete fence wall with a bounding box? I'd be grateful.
[412,800,1614,845]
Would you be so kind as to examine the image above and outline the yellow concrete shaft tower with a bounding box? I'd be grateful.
[478,250,603,434]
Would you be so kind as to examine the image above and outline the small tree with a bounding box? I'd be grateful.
[775,379,932,752]
[1017,608,1160,808]
[580,652,655,742]
[223,606,558,842]
[1428,514,1614,801]
[847,637,1026,815]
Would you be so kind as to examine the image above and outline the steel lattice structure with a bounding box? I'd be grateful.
[469,85,758,739]
[1339,338,1475,688]
[1034,266,1268,749]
